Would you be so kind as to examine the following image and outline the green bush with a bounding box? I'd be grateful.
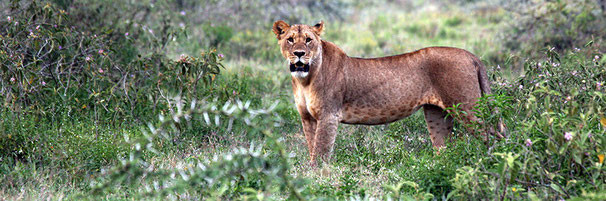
[502,0,606,66]
[0,0,223,174]
[448,47,606,200]
[87,97,307,200]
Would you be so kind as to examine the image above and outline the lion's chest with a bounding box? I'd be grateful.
[294,88,322,119]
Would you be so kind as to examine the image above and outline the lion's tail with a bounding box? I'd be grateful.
[473,57,506,138]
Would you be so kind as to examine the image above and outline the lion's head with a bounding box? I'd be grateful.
[272,20,324,78]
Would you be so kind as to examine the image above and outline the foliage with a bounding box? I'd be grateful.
[502,0,606,67]
[448,48,606,200]
[0,1,223,120]
[383,180,434,201]
[0,0,222,178]
[85,96,308,200]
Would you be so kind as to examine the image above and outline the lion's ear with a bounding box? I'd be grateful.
[312,21,324,36]
[272,20,290,39]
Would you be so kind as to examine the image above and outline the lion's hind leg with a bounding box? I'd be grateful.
[423,104,454,149]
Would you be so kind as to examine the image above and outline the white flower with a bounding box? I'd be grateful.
[564,132,573,141]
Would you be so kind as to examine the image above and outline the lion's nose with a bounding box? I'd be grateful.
[293,51,305,57]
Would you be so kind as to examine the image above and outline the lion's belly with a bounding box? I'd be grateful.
[339,86,447,125]
[340,103,422,125]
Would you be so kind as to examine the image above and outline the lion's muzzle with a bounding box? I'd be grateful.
[290,62,310,78]
[290,62,309,73]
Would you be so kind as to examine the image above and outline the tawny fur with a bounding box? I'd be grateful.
[273,20,500,165]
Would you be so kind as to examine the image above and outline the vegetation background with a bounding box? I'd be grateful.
[1,0,605,200]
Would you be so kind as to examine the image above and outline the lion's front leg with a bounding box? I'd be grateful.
[300,113,317,166]
[312,116,339,165]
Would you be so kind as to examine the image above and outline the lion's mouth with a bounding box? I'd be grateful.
[290,61,309,73]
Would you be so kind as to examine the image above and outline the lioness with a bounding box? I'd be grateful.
[273,20,502,165]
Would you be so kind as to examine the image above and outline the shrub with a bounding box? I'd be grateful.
[1,0,222,118]
[501,0,606,66]
[0,0,223,171]
[87,97,308,200]
[449,47,605,200]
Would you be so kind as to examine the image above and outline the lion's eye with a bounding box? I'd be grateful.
[287,37,294,43]
[306,38,312,43]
